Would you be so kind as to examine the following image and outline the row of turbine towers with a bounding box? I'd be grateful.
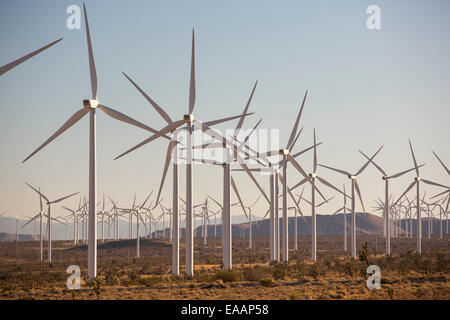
[1,3,449,281]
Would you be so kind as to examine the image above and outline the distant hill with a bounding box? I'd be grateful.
[2,213,446,241]
[0,232,39,242]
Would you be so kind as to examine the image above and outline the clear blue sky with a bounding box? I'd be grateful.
[0,0,449,224]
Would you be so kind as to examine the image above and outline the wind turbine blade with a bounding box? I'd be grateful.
[20,214,40,230]
[235,80,258,133]
[421,179,450,189]
[207,195,223,209]
[290,142,323,160]
[313,128,317,172]
[354,180,365,212]
[286,90,307,150]
[317,196,334,208]
[230,176,248,218]
[23,108,89,162]
[0,211,5,219]
[243,118,262,144]
[188,29,195,115]
[83,3,97,99]
[394,181,417,206]
[355,145,383,176]
[262,209,270,220]
[26,183,49,203]
[250,194,262,208]
[203,113,254,127]
[318,164,351,177]
[122,72,172,124]
[154,140,178,208]
[114,119,185,160]
[0,38,63,76]
[290,177,309,192]
[139,191,153,211]
[98,104,164,136]
[316,176,348,198]
[431,189,450,199]
[193,119,270,165]
[288,127,303,153]
[359,150,387,176]
[61,206,74,213]
[51,192,79,204]
[432,151,450,176]
[192,142,224,150]
[408,140,419,176]
[388,164,425,179]
[39,187,43,212]
[236,154,270,204]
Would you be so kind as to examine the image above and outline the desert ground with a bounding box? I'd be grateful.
[0,234,448,300]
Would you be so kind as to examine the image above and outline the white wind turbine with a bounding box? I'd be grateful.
[393,140,449,254]
[21,186,45,260]
[258,92,327,263]
[290,128,347,261]
[116,30,257,275]
[62,200,87,244]
[25,183,78,262]
[319,146,383,259]
[231,192,262,250]
[21,4,161,280]
[359,149,423,256]
[1,38,62,76]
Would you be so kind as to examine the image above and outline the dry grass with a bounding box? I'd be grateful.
[0,235,448,300]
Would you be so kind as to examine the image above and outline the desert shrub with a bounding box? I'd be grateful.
[141,275,163,287]
[215,270,237,283]
[104,271,119,286]
[294,262,307,279]
[359,241,369,267]
[242,266,267,282]
[91,277,103,299]
[435,252,449,273]
[342,261,358,277]
[308,264,324,280]
[270,262,287,280]
[194,272,214,283]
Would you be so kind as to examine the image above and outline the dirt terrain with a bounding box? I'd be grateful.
[0,235,448,300]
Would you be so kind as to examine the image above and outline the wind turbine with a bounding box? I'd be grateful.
[116,31,260,275]
[359,149,423,256]
[21,187,46,260]
[257,92,327,263]
[290,128,347,261]
[325,183,352,251]
[319,146,383,259]
[21,4,160,280]
[231,193,262,249]
[393,140,449,254]
[1,38,62,76]
[25,183,78,262]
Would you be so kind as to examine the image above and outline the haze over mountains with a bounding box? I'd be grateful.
[1,213,446,242]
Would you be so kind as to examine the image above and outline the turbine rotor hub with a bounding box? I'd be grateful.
[184,114,195,123]
[83,99,99,109]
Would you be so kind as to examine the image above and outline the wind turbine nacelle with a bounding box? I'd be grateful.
[309,173,317,178]
[184,114,195,122]
[414,177,421,182]
[279,149,289,156]
[83,99,99,109]
[349,175,356,180]
[382,176,388,181]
